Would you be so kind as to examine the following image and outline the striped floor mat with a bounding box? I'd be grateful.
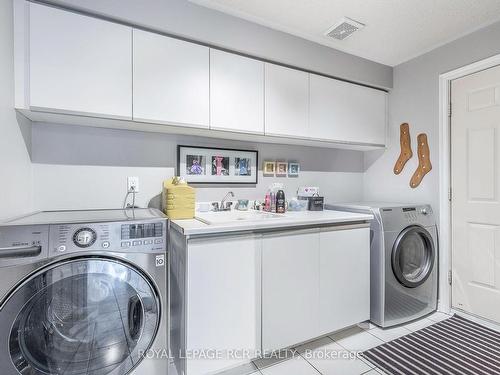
[361,315,500,375]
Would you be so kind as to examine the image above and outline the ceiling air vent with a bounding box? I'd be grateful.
[325,17,365,40]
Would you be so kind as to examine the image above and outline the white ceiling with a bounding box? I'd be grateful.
[189,0,500,66]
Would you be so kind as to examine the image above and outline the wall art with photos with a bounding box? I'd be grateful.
[276,162,288,177]
[263,161,276,176]
[263,160,301,177]
[178,145,258,184]
[288,162,300,177]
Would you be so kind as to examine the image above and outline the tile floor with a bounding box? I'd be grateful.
[246,311,452,375]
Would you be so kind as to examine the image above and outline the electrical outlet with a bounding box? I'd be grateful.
[127,176,139,193]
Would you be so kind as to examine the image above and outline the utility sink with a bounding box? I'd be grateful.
[196,210,284,225]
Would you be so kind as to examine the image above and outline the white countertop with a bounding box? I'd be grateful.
[170,209,373,236]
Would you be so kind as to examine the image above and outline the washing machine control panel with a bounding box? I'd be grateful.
[73,227,97,248]
[49,220,166,255]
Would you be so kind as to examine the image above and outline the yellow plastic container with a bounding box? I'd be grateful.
[162,177,196,219]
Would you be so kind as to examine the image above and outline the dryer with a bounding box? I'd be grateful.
[0,208,168,375]
[326,203,438,327]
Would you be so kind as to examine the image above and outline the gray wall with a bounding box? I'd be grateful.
[0,0,33,220]
[31,123,365,210]
[364,20,500,220]
[43,0,392,89]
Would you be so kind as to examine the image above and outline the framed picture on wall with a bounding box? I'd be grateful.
[288,162,300,177]
[263,161,276,176]
[177,145,258,184]
[276,162,288,177]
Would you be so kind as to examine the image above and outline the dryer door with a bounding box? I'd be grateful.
[0,257,160,375]
[392,226,435,288]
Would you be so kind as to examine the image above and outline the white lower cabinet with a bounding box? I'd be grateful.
[262,226,370,352]
[178,225,370,374]
[186,235,261,375]
[262,229,320,351]
[319,227,370,335]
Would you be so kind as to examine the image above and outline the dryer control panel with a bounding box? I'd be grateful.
[49,219,167,255]
[401,206,433,224]
[379,204,435,231]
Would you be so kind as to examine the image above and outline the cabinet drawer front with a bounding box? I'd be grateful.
[187,235,261,374]
[319,227,370,335]
[262,230,320,351]
[133,29,209,128]
[29,3,132,118]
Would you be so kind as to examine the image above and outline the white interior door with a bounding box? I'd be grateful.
[451,64,500,323]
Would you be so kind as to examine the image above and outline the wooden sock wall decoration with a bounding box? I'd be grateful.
[410,133,432,188]
[394,123,412,175]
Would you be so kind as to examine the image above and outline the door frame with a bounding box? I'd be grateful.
[438,53,500,313]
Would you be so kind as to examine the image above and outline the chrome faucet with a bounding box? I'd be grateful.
[213,191,234,211]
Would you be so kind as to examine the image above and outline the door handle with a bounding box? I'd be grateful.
[0,245,42,258]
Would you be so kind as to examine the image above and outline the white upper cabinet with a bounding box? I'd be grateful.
[133,29,209,128]
[309,73,387,145]
[210,50,264,134]
[29,3,132,118]
[19,4,388,149]
[265,63,309,138]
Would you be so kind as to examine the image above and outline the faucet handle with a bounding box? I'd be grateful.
[224,201,233,211]
[212,202,219,211]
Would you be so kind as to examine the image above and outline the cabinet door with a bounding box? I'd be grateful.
[265,63,309,138]
[309,74,387,145]
[187,235,261,375]
[210,50,264,134]
[319,227,370,335]
[262,229,320,351]
[133,29,209,128]
[29,3,132,118]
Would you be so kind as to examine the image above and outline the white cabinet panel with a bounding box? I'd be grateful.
[319,227,370,335]
[262,229,320,351]
[133,29,209,128]
[187,235,261,375]
[309,74,387,145]
[265,64,309,138]
[29,3,132,118]
[210,50,264,134]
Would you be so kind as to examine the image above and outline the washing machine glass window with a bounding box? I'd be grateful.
[4,258,160,375]
[392,226,435,288]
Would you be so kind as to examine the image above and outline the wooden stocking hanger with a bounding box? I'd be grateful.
[394,123,412,175]
[410,133,432,188]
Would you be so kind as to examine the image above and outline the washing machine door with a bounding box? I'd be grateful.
[392,225,435,288]
[0,257,160,375]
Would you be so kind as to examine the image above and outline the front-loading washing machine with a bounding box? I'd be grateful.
[0,208,168,375]
[326,203,438,327]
